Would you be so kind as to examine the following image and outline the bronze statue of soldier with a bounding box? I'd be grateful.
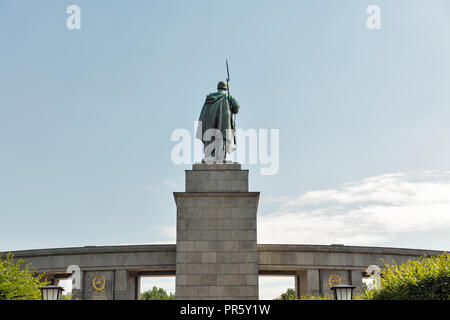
[196,81,240,163]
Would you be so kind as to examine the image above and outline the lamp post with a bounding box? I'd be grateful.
[330,284,355,300]
[39,285,65,300]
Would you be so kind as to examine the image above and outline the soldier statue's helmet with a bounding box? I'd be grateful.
[217,81,227,90]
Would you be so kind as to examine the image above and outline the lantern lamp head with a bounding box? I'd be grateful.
[330,284,355,300]
[39,285,65,300]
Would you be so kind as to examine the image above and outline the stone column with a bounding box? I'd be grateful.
[350,270,363,297]
[174,163,259,300]
[114,270,138,300]
[297,269,320,297]
[294,271,301,299]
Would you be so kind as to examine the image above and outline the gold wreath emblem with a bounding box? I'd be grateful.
[92,275,106,292]
[328,274,342,289]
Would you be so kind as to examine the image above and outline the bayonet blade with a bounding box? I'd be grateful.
[226,59,230,82]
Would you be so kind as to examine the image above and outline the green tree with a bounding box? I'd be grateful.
[140,286,175,300]
[274,288,296,300]
[0,253,49,300]
[360,253,450,300]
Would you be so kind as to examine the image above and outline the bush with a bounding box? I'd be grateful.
[274,288,331,300]
[298,293,331,300]
[0,253,49,300]
[360,253,449,300]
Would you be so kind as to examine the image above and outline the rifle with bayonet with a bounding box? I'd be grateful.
[226,59,237,145]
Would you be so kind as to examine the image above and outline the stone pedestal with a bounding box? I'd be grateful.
[174,163,259,300]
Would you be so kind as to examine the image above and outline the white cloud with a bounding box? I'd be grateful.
[152,171,450,246]
[164,180,180,187]
[259,276,294,300]
[145,180,182,192]
[158,225,176,241]
[258,171,450,246]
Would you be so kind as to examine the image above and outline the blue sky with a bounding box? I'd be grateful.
[1,0,450,258]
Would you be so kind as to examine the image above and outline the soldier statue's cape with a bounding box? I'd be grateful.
[196,81,240,161]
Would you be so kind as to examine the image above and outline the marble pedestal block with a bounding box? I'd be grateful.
[174,163,259,300]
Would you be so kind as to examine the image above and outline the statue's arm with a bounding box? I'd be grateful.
[230,95,240,114]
